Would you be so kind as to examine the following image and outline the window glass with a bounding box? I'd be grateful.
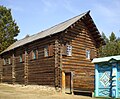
[44,46,48,57]
[20,54,23,62]
[3,59,6,65]
[8,58,11,64]
[86,50,90,59]
[66,45,72,56]
[33,50,37,59]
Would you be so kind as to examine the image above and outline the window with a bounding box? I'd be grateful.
[33,50,37,59]
[86,50,90,59]
[44,45,54,57]
[3,59,7,65]
[44,46,48,57]
[20,54,23,62]
[19,54,25,62]
[8,58,11,64]
[62,44,72,56]
[66,45,72,56]
[30,49,38,60]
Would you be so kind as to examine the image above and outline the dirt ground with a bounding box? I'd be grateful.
[0,83,95,99]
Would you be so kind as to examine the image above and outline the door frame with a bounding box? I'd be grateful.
[62,71,73,94]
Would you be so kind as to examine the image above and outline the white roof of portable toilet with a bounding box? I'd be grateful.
[92,55,120,63]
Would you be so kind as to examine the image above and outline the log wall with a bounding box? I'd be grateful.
[1,36,57,86]
[62,20,97,92]
[2,53,12,83]
[27,37,56,86]
[0,13,102,92]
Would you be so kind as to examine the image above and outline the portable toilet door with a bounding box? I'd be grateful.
[92,56,120,98]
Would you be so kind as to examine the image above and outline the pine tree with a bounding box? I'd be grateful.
[101,32,109,43]
[99,32,120,57]
[0,6,20,53]
[109,32,116,42]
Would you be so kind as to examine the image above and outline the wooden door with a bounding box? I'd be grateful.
[65,72,71,93]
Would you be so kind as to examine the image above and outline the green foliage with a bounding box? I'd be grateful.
[101,32,109,43]
[99,32,120,57]
[109,32,116,42]
[0,6,20,53]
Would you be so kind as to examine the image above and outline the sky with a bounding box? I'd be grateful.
[0,0,120,40]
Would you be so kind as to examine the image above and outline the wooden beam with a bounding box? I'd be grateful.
[24,50,28,85]
[62,72,65,93]
[12,53,15,84]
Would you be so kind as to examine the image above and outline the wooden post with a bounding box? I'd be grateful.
[24,50,28,85]
[62,72,65,93]
[12,54,15,84]
[55,39,62,91]
[71,72,74,95]
[55,39,59,88]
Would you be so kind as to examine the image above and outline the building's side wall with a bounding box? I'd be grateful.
[1,36,56,86]
[27,37,55,86]
[2,54,12,83]
[62,20,97,92]
[14,48,25,84]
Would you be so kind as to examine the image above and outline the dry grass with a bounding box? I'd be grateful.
[0,83,94,99]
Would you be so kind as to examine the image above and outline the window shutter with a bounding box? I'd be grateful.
[90,49,95,60]
[49,45,54,56]
[62,44,67,55]
[30,50,33,60]
[22,53,25,62]
[36,50,38,59]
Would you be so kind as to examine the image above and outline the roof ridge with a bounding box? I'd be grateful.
[1,11,90,54]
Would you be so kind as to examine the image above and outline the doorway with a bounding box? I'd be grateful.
[65,72,73,94]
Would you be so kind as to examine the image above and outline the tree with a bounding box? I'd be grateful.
[101,32,109,43]
[0,6,20,53]
[109,32,116,42]
[99,32,120,57]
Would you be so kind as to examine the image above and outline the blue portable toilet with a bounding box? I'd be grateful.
[92,55,120,98]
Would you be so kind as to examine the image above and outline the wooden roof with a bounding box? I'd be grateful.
[1,11,105,54]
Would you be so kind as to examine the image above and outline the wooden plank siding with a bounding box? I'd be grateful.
[61,19,97,92]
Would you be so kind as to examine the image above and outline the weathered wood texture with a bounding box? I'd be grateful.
[62,17,97,92]
[2,54,12,83]
[0,13,102,93]
[1,36,57,86]
[14,49,25,84]
[27,37,56,86]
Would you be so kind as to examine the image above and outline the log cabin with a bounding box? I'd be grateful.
[0,11,105,94]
